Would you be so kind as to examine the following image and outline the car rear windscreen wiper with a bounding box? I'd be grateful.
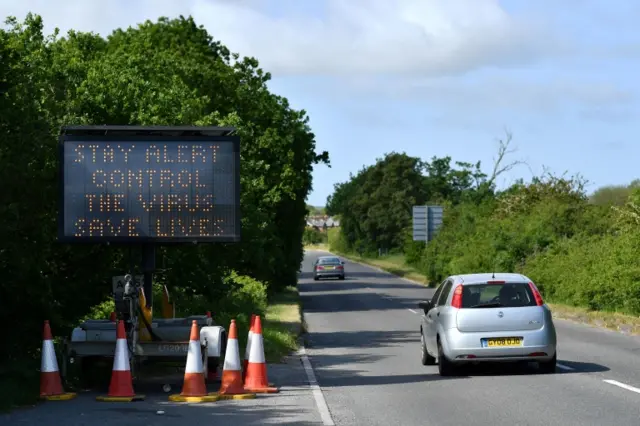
[470,302,504,308]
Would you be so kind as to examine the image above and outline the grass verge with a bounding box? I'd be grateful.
[304,243,329,251]
[331,248,640,336]
[332,250,430,285]
[263,285,303,363]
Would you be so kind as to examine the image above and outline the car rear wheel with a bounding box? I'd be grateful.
[437,338,455,376]
[313,275,319,281]
[338,275,345,280]
[537,352,557,374]
[421,333,436,366]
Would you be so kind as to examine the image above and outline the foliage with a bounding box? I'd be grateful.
[326,152,488,254]
[306,205,326,216]
[326,134,640,315]
[303,227,328,246]
[589,179,640,206]
[0,13,326,407]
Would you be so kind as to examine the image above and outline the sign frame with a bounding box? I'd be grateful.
[57,126,241,244]
[412,205,443,242]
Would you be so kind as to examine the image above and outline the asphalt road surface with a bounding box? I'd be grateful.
[300,250,640,426]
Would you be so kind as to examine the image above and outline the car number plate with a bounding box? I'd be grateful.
[325,266,335,270]
[481,337,523,347]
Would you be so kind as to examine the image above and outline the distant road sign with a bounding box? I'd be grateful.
[412,205,443,242]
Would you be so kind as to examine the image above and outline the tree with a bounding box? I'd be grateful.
[0,13,328,381]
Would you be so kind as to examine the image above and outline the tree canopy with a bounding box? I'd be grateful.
[326,152,489,253]
[0,13,328,382]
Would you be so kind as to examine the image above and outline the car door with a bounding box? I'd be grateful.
[423,281,446,352]
[428,279,453,349]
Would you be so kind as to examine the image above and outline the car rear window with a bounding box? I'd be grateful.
[461,282,536,308]
[319,257,341,265]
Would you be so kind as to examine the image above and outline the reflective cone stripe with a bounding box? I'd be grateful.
[107,320,136,398]
[244,316,277,392]
[242,314,256,380]
[40,321,65,397]
[180,320,207,397]
[218,320,246,394]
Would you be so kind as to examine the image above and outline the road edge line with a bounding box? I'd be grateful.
[298,344,335,425]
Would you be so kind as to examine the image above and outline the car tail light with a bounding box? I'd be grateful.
[336,265,343,270]
[528,282,544,306]
[317,266,324,270]
[486,280,505,284]
[451,284,463,308]
[528,352,547,357]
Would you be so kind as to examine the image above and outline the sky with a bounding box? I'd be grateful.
[2,0,639,206]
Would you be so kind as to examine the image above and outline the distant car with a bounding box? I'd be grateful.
[313,256,345,280]
[417,273,557,376]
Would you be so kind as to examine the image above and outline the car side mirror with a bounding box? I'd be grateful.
[341,261,345,265]
[417,300,432,313]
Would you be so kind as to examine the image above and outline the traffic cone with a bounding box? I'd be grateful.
[242,314,256,381]
[214,320,255,399]
[97,320,144,401]
[39,321,76,401]
[244,316,278,393]
[168,320,218,402]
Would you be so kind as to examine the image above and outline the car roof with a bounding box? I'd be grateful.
[448,273,532,285]
[318,255,340,260]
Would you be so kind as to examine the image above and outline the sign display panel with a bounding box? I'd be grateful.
[60,136,240,242]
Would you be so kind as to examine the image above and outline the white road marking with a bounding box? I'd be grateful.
[408,309,418,314]
[603,379,640,395]
[299,345,335,425]
[556,363,575,371]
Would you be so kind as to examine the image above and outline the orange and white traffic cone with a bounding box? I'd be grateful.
[39,321,76,401]
[244,316,278,393]
[213,320,255,399]
[169,320,218,402]
[97,320,144,401]
[242,314,256,381]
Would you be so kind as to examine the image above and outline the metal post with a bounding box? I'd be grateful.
[141,244,156,309]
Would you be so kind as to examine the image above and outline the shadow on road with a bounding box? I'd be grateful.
[299,280,426,292]
[315,371,466,387]
[300,291,423,314]
[554,360,610,374]
[304,330,418,350]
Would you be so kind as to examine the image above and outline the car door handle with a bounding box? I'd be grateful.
[437,312,440,317]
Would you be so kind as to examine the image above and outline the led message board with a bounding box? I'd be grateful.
[58,127,240,243]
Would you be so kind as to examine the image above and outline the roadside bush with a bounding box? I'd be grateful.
[303,228,328,245]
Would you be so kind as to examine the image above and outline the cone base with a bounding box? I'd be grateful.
[244,386,279,394]
[41,392,76,401]
[169,394,220,403]
[96,394,145,402]
[209,392,256,400]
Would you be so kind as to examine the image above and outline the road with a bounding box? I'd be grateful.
[5,250,640,425]
[300,250,640,426]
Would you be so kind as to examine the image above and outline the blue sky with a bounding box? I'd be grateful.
[2,0,639,206]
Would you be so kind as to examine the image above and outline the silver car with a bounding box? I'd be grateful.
[418,273,557,376]
[313,256,346,280]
